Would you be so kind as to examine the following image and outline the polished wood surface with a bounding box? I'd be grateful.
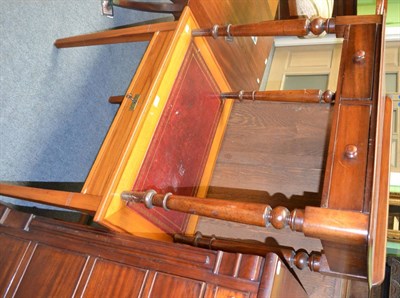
[0,205,308,298]
[319,11,388,285]
[220,89,335,104]
[83,30,175,198]
[203,3,389,289]
[188,0,277,91]
[84,8,233,239]
[192,17,335,38]
[174,232,324,272]
[0,0,390,293]
[110,1,389,288]
[54,21,177,48]
[126,190,370,247]
[0,183,100,214]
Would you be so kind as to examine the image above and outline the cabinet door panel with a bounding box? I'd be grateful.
[14,245,87,298]
[149,272,205,298]
[0,234,31,296]
[83,259,147,297]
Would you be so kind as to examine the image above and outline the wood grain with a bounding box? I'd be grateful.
[188,0,277,91]
[196,216,342,298]
[210,101,332,197]
[54,21,177,48]
[0,206,307,298]
[325,104,372,211]
[13,245,87,298]
[82,31,175,198]
[0,183,101,214]
[0,234,31,297]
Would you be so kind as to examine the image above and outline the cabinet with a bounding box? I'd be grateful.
[0,204,307,298]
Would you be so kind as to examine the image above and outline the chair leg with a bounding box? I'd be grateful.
[122,190,369,246]
[192,17,335,38]
[0,183,101,214]
[220,89,335,104]
[54,21,177,48]
[174,232,323,272]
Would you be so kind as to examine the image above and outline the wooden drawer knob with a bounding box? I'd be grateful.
[345,144,358,159]
[353,50,366,63]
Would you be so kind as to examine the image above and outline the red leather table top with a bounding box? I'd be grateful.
[129,42,224,234]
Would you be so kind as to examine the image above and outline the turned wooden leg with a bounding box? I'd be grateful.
[54,21,177,48]
[192,17,336,38]
[174,232,323,272]
[174,232,370,280]
[122,190,368,246]
[0,183,101,214]
[220,89,335,103]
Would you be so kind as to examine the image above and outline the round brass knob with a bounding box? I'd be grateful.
[345,144,358,159]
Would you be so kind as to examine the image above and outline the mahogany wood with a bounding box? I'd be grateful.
[188,0,275,91]
[1,0,390,290]
[192,17,336,38]
[123,190,369,245]
[0,183,100,214]
[191,1,387,286]
[82,30,175,197]
[108,95,124,104]
[174,232,323,272]
[220,90,335,104]
[206,186,322,209]
[332,0,357,16]
[258,253,308,298]
[302,207,368,245]
[122,190,279,227]
[173,232,377,282]
[368,95,392,285]
[318,9,387,285]
[54,21,177,48]
[0,205,308,298]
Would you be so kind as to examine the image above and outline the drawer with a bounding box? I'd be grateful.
[340,24,377,100]
[327,104,371,211]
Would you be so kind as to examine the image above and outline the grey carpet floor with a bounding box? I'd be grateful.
[0,0,170,207]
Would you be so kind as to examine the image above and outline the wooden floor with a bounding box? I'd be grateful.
[197,218,344,297]
[196,98,345,297]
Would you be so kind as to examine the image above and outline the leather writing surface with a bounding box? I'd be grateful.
[129,42,223,234]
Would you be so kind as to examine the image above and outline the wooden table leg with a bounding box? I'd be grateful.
[54,21,177,48]
[0,183,101,214]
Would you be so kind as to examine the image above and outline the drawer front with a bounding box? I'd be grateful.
[340,24,377,100]
[327,104,371,210]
